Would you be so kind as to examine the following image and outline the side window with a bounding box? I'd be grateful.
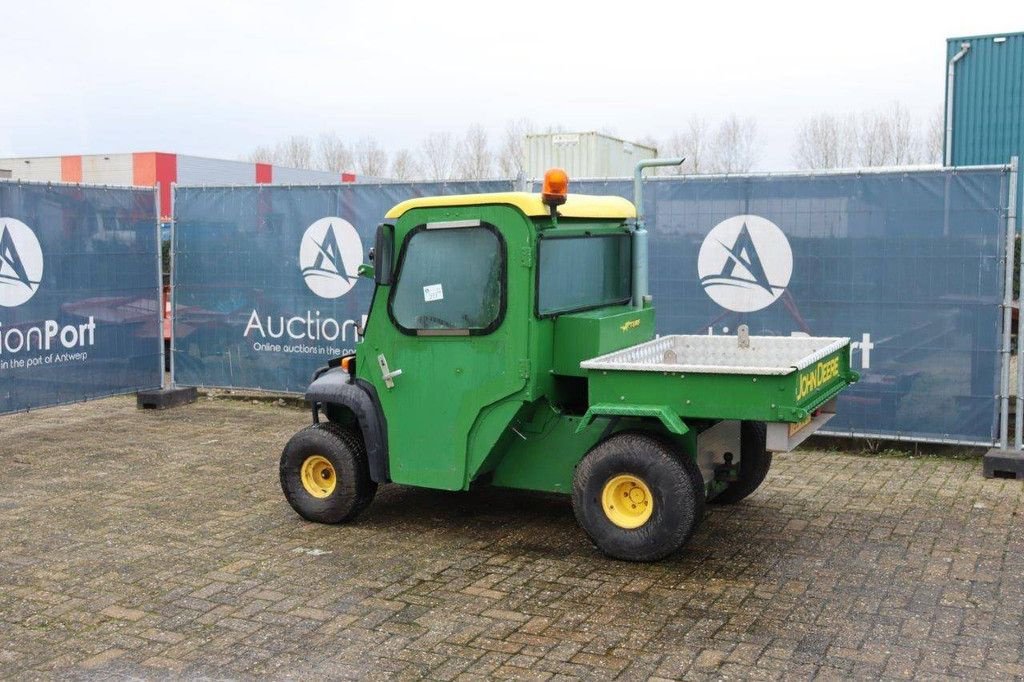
[389,225,505,334]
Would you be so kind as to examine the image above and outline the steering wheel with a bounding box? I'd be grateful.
[416,314,458,329]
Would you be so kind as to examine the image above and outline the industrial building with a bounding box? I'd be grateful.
[525,132,656,179]
[0,152,357,219]
[945,30,1024,227]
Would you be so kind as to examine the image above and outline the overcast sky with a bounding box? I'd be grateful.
[1,0,1020,170]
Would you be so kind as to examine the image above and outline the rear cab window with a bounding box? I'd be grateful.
[537,232,632,316]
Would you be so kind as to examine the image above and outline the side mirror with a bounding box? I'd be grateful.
[374,223,395,286]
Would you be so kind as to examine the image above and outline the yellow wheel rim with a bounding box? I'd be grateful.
[601,474,654,529]
[300,455,337,498]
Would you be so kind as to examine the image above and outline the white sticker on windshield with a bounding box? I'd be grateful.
[423,283,444,302]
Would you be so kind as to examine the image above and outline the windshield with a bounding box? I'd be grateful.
[537,234,632,316]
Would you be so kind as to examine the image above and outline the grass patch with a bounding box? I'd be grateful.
[804,434,984,461]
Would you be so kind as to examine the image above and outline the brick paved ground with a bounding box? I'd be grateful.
[1,396,1023,680]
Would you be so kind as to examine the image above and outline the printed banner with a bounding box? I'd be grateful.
[174,170,1008,445]
[0,181,161,414]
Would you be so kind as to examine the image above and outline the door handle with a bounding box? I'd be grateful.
[377,353,403,389]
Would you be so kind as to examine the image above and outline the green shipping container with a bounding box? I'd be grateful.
[945,31,1024,227]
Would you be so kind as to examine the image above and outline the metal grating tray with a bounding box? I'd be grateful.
[580,335,850,376]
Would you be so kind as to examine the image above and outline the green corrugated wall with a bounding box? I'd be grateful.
[946,31,1024,227]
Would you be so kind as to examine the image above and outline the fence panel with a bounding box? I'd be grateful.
[172,181,515,393]
[0,181,162,414]
[572,169,1009,445]
[173,170,1008,445]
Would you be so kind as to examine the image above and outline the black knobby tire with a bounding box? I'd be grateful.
[710,421,771,505]
[279,422,377,523]
[572,431,705,562]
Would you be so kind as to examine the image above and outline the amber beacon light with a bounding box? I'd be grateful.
[541,168,569,207]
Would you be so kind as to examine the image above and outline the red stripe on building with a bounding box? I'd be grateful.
[341,172,356,183]
[132,152,157,185]
[133,152,177,218]
[255,163,272,183]
[60,155,82,183]
[154,153,177,219]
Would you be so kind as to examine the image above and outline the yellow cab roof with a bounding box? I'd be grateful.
[384,192,636,221]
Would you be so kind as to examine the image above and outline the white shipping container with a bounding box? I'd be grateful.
[525,132,657,179]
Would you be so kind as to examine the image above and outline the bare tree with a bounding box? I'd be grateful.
[857,103,922,167]
[456,125,493,179]
[275,135,314,168]
[685,117,712,174]
[420,132,458,181]
[926,108,945,165]
[857,110,891,166]
[792,113,857,169]
[708,115,759,173]
[247,145,277,164]
[838,114,859,166]
[497,118,531,177]
[316,133,353,173]
[353,137,388,177]
[390,148,419,181]
[658,134,684,174]
[663,117,713,174]
[888,102,919,165]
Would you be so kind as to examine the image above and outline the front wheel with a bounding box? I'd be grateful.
[279,422,377,523]
[572,431,705,562]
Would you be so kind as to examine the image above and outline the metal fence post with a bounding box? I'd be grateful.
[1000,160,1019,449]
[169,183,177,389]
[155,184,165,390]
[1007,157,1022,450]
[1000,170,1016,449]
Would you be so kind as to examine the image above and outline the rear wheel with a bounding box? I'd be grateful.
[572,431,705,562]
[710,421,771,505]
[279,422,377,523]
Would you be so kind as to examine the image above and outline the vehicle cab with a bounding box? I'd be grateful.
[356,186,648,492]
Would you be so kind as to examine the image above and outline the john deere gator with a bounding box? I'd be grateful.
[279,161,858,561]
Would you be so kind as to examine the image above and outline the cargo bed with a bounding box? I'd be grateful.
[580,335,849,375]
[580,334,858,451]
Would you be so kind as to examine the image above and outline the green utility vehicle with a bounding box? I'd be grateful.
[280,162,858,561]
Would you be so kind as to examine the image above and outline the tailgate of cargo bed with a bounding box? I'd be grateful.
[580,334,857,429]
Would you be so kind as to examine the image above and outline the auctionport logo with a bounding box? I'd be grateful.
[299,218,363,299]
[0,217,44,307]
[243,217,366,356]
[0,217,96,366]
[697,214,793,313]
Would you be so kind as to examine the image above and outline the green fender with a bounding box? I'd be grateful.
[575,403,689,435]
